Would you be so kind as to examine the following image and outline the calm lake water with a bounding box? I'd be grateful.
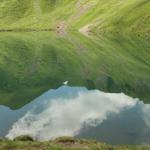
[0,86,150,145]
[0,32,149,145]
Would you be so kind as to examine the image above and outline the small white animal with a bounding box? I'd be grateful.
[63,81,68,85]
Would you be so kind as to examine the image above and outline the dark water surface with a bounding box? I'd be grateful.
[0,86,150,145]
[0,32,150,144]
[0,32,149,109]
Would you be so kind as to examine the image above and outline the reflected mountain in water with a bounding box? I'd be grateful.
[0,32,149,109]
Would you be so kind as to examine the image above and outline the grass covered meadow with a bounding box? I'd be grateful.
[0,136,150,150]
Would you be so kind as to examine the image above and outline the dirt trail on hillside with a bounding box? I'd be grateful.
[55,0,98,37]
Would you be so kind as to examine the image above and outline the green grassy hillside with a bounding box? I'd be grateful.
[0,0,149,35]
[0,0,149,108]
[0,136,150,150]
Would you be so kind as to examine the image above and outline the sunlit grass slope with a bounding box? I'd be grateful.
[0,0,149,35]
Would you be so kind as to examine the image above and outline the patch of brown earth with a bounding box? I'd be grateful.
[56,22,68,37]
[79,24,92,37]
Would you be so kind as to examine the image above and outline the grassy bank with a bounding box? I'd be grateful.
[0,137,150,150]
